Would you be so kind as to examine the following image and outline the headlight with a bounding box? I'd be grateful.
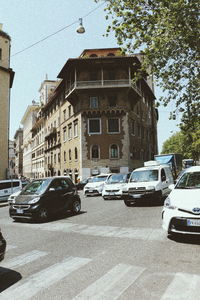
[28,197,40,204]
[164,197,177,209]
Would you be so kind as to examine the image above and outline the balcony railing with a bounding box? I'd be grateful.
[65,79,142,99]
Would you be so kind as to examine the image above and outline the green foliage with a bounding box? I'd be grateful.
[161,132,184,155]
[95,0,200,112]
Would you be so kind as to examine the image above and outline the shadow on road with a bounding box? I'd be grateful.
[0,267,22,292]
[168,234,200,245]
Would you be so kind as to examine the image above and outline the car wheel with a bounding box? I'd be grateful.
[124,200,133,207]
[72,200,81,214]
[37,207,48,222]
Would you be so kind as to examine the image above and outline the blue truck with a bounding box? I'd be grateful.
[154,153,183,179]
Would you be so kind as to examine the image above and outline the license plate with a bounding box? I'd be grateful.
[187,219,200,226]
[109,192,115,195]
[88,190,94,193]
[16,209,23,214]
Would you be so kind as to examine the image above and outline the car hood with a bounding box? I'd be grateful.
[128,181,158,188]
[85,182,105,188]
[104,183,126,189]
[170,189,200,210]
[15,194,39,204]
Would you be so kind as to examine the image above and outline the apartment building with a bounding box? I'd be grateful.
[0,24,15,179]
[21,101,40,178]
[14,127,23,177]
[56,48,158,181]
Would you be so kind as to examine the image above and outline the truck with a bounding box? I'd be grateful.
[182,158,194,169]
[154,153,183,178]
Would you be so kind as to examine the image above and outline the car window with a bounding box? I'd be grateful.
[176,172,200,189]
[161,169,166,181]
[21,180,49,195]
[130,170,158,182]
[50,179,63,190]
[107,174,127,184]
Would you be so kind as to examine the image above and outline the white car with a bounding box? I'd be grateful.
[102,173,131,200]
[84,174,112,196]
[162,166,200,235]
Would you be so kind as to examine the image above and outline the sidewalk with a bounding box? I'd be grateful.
[0,202,8,208]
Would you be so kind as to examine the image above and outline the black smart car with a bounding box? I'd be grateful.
[0,228,6,262]
[9,177,81,222]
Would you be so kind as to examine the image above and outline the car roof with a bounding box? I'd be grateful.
[133,165,169,172]
[184,166,200,173]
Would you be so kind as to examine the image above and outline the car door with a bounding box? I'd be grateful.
[59,178,75,210]
[45,179,65,214]
[160,168,169,196]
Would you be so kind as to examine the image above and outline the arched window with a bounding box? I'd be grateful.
[91,145,99,159]
[110,144,119,159]
[75,147,78,160]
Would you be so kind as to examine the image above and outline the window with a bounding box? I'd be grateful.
[90,54,97,57]
[108,95,117,107]
[108,118,120,133]
[88,118,101,134]
[74,121,78,137]
[0,48,2,60]
[110,144,119,159]
[91,145,99,159]
[90,96,98,109]
[69,149,72,161]
[68,124,72,139]
[64,151,66,162]
[63,127,67,142]
[75,147,78,160]
[54,154,56,163]
[131,120,135,135]
[68,105,72,117]
[58,152,61,163]
[63,109,66,121]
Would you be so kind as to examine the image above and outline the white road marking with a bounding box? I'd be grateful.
[73,263,145,300]
[0,218,166,241]
[0,256,91,300]
[1,250,48,269]
[161,272,200,300]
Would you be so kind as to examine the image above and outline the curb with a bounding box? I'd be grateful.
[0,202,9,208]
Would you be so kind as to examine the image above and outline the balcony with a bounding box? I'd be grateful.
[45,127,57,140]
[65,79,142,99]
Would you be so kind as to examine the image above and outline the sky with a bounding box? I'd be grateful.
[0,0,181,153]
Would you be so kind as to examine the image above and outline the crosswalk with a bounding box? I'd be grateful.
[0,244,199,299]
[0,218,166,242]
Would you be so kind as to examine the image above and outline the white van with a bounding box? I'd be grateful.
[0,180,23,202]
[124,161,174,206]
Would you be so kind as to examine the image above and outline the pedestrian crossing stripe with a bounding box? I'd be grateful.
[73,264,145,300]
[0,256,91,300]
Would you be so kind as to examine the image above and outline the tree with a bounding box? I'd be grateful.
[95,0,200,112]
[161,132,184,154]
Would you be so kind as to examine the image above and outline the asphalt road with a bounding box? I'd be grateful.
[1,192,200,299]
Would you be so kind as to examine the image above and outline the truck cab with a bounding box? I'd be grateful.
[124,161,174,206]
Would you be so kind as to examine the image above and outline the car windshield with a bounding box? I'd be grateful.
[107,174,127,184]
[90,176,108,183]
[20,179,50,195]
[130,170,158,182]
[176,172,200,189]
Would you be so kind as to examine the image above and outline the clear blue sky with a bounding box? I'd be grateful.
[1,0,180,152]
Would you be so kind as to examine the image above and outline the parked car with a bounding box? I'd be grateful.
[76,177,91,190]
[124,161,174,206]
[9,176,81,222]
[102,173,131,200]
[0,179,25,202]
[0,228,6,262]
[8,180,30,204]
[162,166,200,235]
[84,174,112,196]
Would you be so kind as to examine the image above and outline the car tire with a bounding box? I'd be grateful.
[71,200,81,214]
[124,200,133,207]
[37,207,48,222]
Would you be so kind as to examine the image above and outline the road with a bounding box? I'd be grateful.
[1,192,200,299]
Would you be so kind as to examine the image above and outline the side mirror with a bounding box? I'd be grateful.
[49,187,55,192]
[169,184,175,190]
